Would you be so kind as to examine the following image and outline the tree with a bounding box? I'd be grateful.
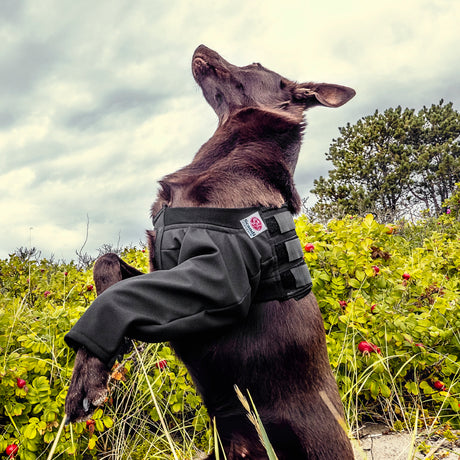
[310,101,460,222]
[408,101,460,214]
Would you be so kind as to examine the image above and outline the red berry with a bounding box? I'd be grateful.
[372,266,380,274]
[86,285,94,291]
[339,300,347,308]
[402,273,411,280]
[371,304,376,313]
[16,378,26,389]
[433,380,446,391]
[358,341,381,355]
[86,419,96,434]
[358,341,372,353]
[142,249,145,253]
[5,444,18,457]
[64,271,68,276]
[43,291,51,298]
[156,359,168,370]
[304,243,315,253]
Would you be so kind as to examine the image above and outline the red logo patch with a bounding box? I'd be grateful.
[241,211,267,238]
[250,216,263,231]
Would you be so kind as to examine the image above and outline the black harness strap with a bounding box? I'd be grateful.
[253,206,312,302]
[154,204,313,304]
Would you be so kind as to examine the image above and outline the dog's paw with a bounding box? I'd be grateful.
[65,348,110,424]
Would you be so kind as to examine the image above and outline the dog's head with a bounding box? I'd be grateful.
[192,45,355,125]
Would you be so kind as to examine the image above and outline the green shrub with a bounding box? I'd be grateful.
[296,212,460,432]
[1,212,459,458]
[0,250,210,459]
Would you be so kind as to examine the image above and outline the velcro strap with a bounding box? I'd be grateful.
[266,211,296,235]
[274,211,296,233]
[290,264,312,288]
[281,264,312,290]
[275,238,304,264]
[284,239,304,262]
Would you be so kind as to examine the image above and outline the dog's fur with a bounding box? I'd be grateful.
[66,45,356,459]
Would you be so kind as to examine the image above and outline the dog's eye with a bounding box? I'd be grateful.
[280,80,286,89]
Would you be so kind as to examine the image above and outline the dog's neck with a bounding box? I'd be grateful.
[193,107,305,174]
[153,108,303,215]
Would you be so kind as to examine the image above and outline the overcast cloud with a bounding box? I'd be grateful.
[1,0,459,261]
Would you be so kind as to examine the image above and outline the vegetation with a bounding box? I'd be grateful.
[310,101,460,222]
[1,188,460,458]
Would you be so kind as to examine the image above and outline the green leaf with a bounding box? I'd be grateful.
[369,381,379,399]
[44,431,55,443]
[420,381,435,395]
[363,214,374,228]
[24,424,37,440]
[88,435,98,450]
[23,451,37,460]
[172,403,182,412]
[103,416,114,428]
[405,381,419,396]
[379,383,391,398]
[95,420,104,432]
[348,278,361,288]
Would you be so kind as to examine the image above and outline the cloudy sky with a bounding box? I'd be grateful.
[1,0,459,261]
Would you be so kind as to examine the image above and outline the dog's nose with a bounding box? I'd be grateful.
[193,45,223,63]
[194,44,212,55]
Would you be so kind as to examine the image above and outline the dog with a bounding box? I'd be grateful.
[65,45,356,459]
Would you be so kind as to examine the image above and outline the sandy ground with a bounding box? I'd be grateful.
[352,424,460,459]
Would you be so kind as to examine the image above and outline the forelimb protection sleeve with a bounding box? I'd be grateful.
[64,227,261,367]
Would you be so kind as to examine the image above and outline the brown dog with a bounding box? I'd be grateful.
[65,45,355,459]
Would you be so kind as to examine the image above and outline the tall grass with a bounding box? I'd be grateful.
[331,316,459,459]
[95,343,211,459]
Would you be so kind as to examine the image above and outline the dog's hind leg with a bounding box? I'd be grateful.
[93,252,144,294]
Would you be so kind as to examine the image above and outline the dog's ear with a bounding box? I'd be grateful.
[293,83,356,108]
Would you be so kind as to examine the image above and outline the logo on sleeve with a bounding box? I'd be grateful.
[240,212,267,238]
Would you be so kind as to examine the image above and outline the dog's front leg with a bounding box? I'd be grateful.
[65,252,144,423]
[65,348,110,423]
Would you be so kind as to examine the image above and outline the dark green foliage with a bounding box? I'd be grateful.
[310,101,460,222]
